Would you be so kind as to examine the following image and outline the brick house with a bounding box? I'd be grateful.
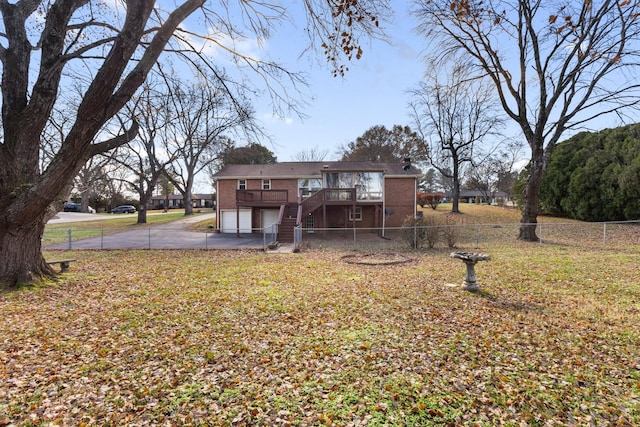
[213,161,420,242]
[147,193,214,210]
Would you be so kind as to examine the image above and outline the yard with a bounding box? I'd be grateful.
[1,206,639,425]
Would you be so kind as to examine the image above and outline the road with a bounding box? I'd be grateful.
[45,212,265,250]
[48,212,112,224]
[48,211,179,224]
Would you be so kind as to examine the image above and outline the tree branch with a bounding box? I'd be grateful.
[87,120,140,159]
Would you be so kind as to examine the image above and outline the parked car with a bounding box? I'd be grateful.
[63,203,96,213]
[63,202,81,212]
[111,205,137,214]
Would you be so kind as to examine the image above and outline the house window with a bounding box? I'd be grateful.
[298,178,322,198]
[238,179,246,190]
[325,172,383,200]
[262,179,271,190]
[349,206,363,221]
[305,214,315,233]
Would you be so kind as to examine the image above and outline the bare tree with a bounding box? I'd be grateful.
[416,0,640,240]
[465,140,524,205]
[110,81,177,223]
[293,145,330,161]
[0,0,387,287]
[157,172,177,212]
[101,162,133,210]
[163,75,255,215]
[73,156,114,212]
[410,62,503,213]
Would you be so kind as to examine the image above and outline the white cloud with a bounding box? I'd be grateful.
[260,112,294,125]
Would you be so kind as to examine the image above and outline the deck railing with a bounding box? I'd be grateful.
[301,188,357,216]
[236,189,288,204]
[324,188,356,201]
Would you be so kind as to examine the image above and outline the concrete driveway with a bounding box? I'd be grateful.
[45,213,265,250]
[48,212,109,223]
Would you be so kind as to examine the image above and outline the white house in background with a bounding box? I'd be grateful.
[458,190,510,205]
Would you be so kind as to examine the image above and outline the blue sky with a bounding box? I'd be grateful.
[187,0,636,192]
[239,1,636,163]
[249,3,425,161]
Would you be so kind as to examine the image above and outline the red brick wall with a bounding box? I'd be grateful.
[384,177,416,227]
[217,178,299,208]
[217,180,238,210]
[270,179,299,203]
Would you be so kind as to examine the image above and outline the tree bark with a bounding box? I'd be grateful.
[0,215,54,288]
[137,205,148,224]
[183,191,194,216]
[450,153,461,214]
[518,146,544,242]
[137,180,157,224]
[0,0,205,288]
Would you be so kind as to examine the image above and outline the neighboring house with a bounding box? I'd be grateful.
[148,193,215,210]
[213,161,420,242]
[458,190,510,205]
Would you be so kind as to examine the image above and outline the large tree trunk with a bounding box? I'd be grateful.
[450,155,461,214]
[137,205,148,224]
[183,192,194,216]
[137,183,156,224]
[0,215,54,288]
[451,178,461,213]
[0,0,206,288]
[518,146,545,242]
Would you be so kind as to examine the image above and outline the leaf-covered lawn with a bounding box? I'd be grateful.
[1,247,639,426]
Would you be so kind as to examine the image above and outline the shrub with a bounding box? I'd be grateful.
[417,192,444,210]
[401,215,440,249]
[401,215,426,249]
[443,216,459,248]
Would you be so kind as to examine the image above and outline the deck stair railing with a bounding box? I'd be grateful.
[300,188,356,216]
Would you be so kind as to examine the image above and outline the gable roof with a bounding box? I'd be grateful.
[213,161,421,180]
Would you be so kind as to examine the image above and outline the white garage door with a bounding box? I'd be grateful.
[261,209,280,231]
[220,209,252,233]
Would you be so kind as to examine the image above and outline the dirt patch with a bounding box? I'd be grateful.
[341,252,413,266]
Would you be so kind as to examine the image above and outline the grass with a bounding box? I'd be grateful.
[43,210,213,245]
[302,203,640,252]
[46,210,191,230]
[2,205,639,426]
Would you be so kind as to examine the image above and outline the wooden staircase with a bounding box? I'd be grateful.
[277,204,298,243]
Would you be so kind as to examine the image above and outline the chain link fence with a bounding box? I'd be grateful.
[42,227,264,250]
[296,220,640,252]
[43,220,640,252]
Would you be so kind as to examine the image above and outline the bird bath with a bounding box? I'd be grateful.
[450,252,491,291]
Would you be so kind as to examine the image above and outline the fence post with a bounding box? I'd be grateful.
[148,228,151,249]
[101,229,104,250]
[539,222,542,245]
[67,228,72,250]
[603,222,607,246]
[205,230,208,250]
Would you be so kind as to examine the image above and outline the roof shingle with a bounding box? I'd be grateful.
[213,161,420,179]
